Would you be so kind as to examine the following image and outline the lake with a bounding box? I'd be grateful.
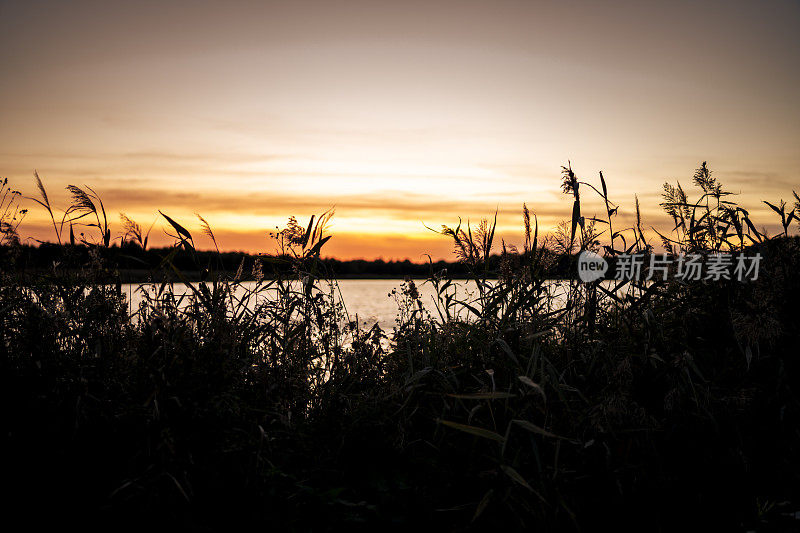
[121,278,579,331]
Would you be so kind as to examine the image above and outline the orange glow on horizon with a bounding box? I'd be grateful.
[1,1,798,259]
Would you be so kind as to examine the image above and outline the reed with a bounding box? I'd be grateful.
[2,163,799,530]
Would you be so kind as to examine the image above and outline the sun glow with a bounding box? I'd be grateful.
[2,1,798,259]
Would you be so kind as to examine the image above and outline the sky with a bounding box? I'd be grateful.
[1,0,798,259]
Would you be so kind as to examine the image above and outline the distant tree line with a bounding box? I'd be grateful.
[0,241,581,281]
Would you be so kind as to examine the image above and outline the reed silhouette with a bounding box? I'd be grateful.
[2,163,799,531]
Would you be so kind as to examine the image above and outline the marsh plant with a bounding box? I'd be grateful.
[2,163,799,530]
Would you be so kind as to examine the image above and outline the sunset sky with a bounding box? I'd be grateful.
[1,0,798,260]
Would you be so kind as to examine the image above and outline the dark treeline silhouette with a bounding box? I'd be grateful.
[2,241,579,280]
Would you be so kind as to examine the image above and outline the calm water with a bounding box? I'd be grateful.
[123,279,477,331]
[121,279,581,331]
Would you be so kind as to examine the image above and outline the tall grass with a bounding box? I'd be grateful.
[2,163,799,530]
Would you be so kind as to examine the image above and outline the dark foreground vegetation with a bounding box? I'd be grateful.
[2,165,800,531]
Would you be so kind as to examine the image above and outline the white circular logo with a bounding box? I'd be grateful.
[577,250,608,282]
